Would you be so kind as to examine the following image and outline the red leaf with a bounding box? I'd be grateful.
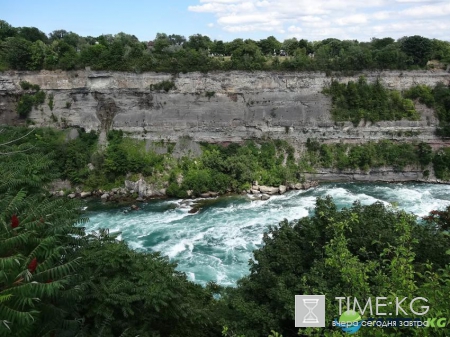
[28,258,37,273]
[11,214,19,228]
[46,279,53,284]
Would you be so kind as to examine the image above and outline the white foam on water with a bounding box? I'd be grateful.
[85,183,450,287]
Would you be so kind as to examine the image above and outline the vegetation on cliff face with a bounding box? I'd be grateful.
[1,20,449,73]
[404,82,450,137]
[323,77,419,125]
[323,78,450,136]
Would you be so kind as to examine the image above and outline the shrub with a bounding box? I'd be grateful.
[33,90,46,107]
[205,91,215,98]
[48,93,54,111]
[19,80,40,91]
[17,94,34,118]
[149,80,176,92]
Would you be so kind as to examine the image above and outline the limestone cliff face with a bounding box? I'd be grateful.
[1,70,449,147]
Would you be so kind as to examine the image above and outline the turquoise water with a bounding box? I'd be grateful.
[83,183,450,286]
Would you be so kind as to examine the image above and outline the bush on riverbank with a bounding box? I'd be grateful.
[1,127,448,198]
[304,139,432,171]
[216,197,450,336]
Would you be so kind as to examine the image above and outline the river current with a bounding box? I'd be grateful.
[84,183,450,286]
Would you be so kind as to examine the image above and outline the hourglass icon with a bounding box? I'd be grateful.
[302,298,319,324]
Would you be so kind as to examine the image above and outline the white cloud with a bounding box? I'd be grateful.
[401,2,450,17]
[335,14,368,26]
[208,23,215,27]
[188,0,450,41]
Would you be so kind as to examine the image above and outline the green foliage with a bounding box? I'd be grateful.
[19,81,40,91]
[433,147,450,180]
[400,35,433,67]
[16,95,35,118]
[47,93,54,111]
[0,135,85,337]
[205,91,216,98]
[16,83,46,119]
[1,19,448,72]
[404,84,435,107]
[2,125,450,337]
[304,140,427,171]
[76,229,218,337]
[149,80,176,92]
[217,197,450,337]
[324,77,420,124]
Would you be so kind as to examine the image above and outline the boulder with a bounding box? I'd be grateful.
[136,196,144,202]
[265,187,279,195]
[294,183,303,190]
[111,188,119,193]
[261,194,271,200]
[288,183,296,190]
[66,128,79,141]
[68,193,76,199]
[199,191,218,198]
[80,191,92,198]
[251,189,261,194]
[279,185,287,194]
[101,193,109,200]
[259,186,271,193]
[124,180,136,191]
[259,186,279,195]
[58,190,65,197]
[87,163,95,171]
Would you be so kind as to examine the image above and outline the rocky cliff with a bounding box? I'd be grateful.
[1,70,449,148]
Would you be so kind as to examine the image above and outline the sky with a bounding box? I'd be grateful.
[2,0,450,42]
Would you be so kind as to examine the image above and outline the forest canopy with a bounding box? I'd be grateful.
[1,20,449,73]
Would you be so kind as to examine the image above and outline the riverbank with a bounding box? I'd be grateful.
[50,166,449,206]
[83,182,450,286]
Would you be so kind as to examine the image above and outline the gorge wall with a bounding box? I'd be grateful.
[1,70,450,150]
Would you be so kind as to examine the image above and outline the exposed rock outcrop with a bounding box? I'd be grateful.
[1,70,449,147]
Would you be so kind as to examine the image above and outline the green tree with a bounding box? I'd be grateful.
[0,135,85,337]
[76,229,218,337]
[400,35,433,67]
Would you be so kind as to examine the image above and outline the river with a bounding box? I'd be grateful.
[84,182,450,287]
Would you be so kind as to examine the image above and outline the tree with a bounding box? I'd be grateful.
[17,27,48,43]
[185,34,212,51]
[0,132,85,337]
[0,20,16,40]
[168,34,186,46]
[400,35,432,67]
[218,197,450,337]
[370,37,395,50]
[2,37,32,70]
[282,38,298,56]
[76,229,218,337]
[258,36,281,55]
